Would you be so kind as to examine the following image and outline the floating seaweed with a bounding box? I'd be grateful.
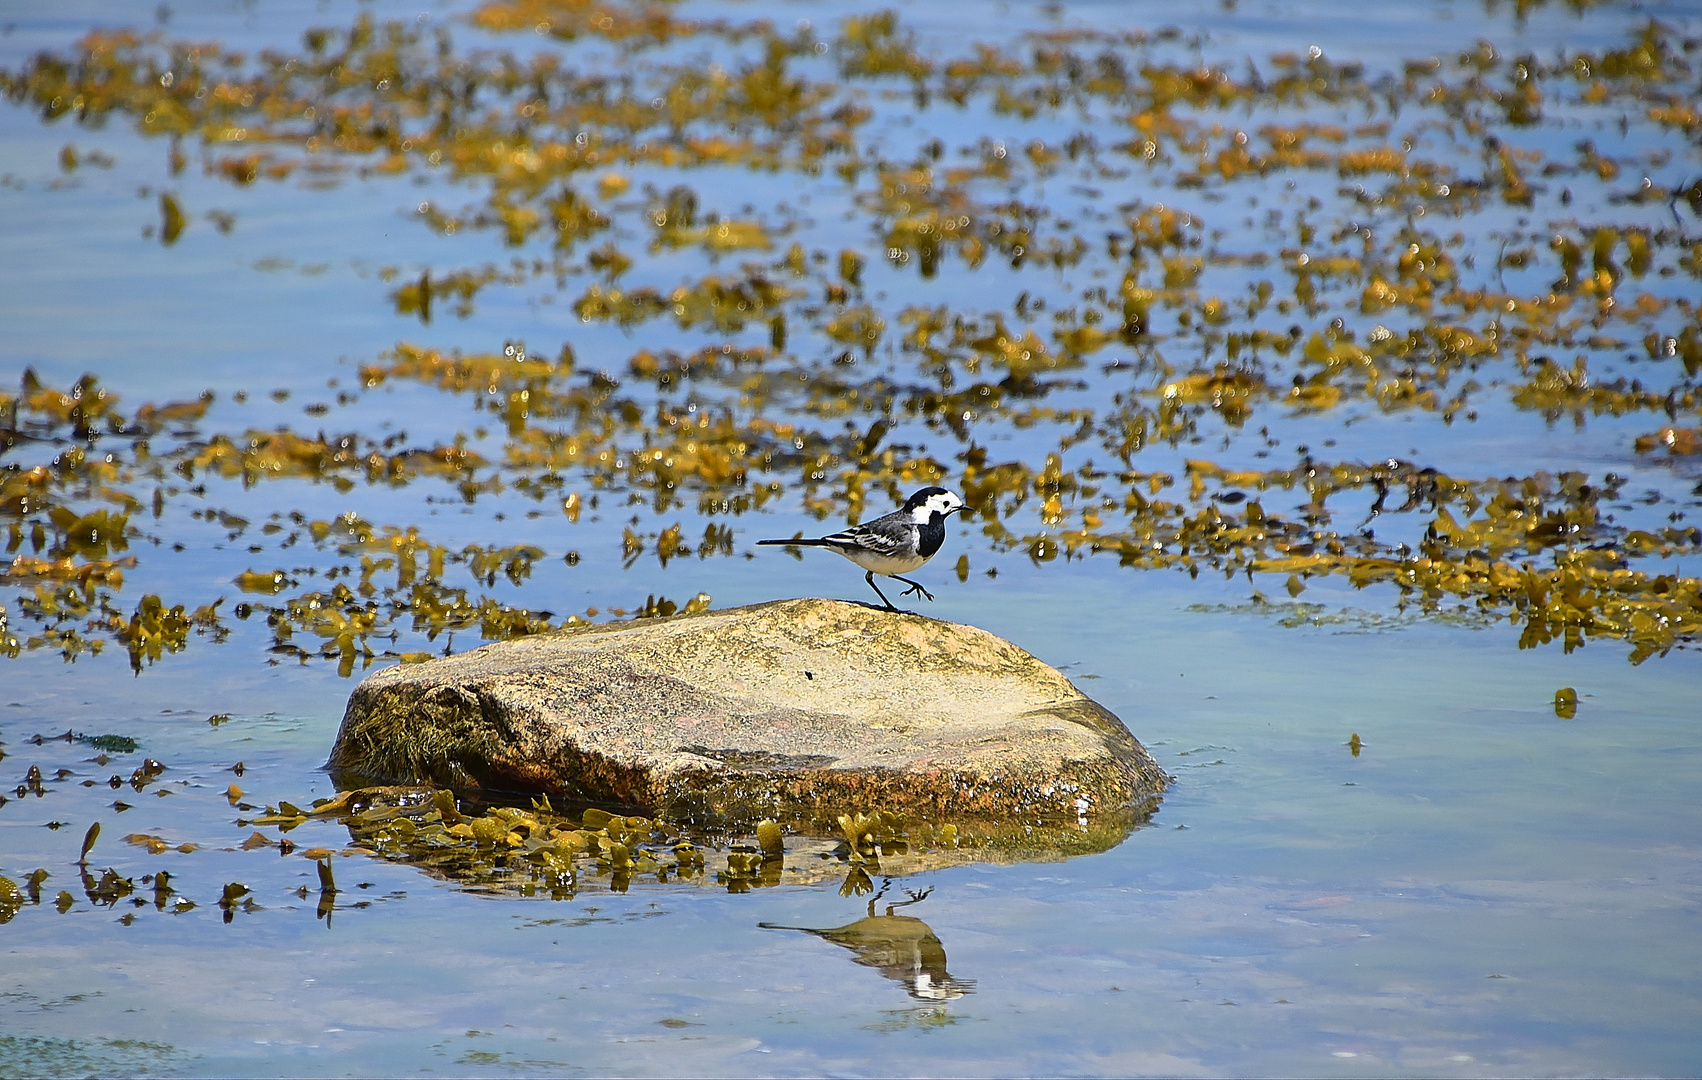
[0,5,1698,668]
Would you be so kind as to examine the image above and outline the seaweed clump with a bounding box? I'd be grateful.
[226,785,1145,898]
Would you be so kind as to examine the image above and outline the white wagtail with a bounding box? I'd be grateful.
[757,487,967,611]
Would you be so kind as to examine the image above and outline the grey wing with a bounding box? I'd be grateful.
[822,514,913,557]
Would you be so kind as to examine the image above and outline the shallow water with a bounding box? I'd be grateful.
[3,0,1702,1075]
[3,573,1699,1076]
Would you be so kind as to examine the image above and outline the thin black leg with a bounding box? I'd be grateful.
[893,575,934,602]
[864,570,899,611]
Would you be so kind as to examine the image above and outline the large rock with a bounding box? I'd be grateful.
[326,598,1166,826]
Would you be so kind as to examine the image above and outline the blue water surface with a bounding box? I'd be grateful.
[2,0,1700,1076]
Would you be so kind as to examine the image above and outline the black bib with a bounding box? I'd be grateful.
[915,513,947,559]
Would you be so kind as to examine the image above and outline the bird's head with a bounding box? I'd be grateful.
[904,487,966,522]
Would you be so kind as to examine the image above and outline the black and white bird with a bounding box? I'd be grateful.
[757,487,967,611]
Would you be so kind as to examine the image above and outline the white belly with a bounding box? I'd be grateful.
[834,547,927,576]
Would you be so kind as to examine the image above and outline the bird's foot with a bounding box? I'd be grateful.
[896,578,935,602]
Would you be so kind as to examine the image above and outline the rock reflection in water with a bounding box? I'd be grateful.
[760,885,974,1002]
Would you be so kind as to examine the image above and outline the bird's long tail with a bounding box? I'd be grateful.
[756,538,837,546]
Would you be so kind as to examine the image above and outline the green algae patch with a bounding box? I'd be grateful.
[0,1035,186,1079]
[76,734,138,754]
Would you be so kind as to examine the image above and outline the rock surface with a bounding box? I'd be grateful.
[327,598,1166,826]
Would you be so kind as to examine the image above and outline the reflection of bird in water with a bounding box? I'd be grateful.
[756,487,966,611]
[759,885,975,1002]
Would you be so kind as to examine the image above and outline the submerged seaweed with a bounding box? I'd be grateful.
[247,786,1150,899]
